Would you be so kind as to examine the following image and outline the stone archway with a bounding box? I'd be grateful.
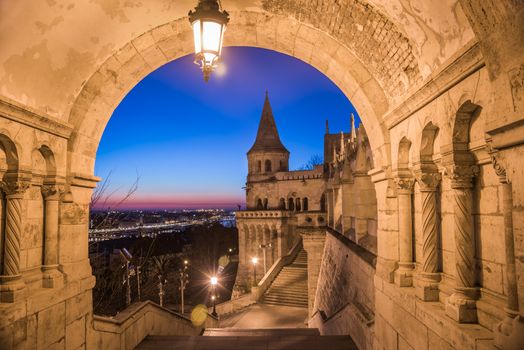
[66,12,395,178]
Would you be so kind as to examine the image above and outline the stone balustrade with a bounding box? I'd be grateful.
[90,301,217,350]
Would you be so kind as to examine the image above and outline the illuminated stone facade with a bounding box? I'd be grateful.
[0,1,523,349]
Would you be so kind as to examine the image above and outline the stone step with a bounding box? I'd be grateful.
[136,334,358,350]
[264,294,307,302]
[203,328,320,336]
[269,282,306,286]
[264,290,308,296]
[262,300,308,309]
[269,285,307,291]
[264,294,307,303]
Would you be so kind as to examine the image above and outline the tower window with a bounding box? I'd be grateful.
[257,160,262,173]
[265,159,272,172]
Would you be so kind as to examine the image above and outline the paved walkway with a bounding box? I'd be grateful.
[136,304,358,350]
[218,303,308,329]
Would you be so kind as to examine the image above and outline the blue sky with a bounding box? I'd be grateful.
[95,47,360,209]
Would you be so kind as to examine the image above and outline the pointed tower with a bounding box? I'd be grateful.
[247,92,290,178]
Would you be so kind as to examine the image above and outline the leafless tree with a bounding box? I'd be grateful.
[298,154,323,170]
[89,170,140,230]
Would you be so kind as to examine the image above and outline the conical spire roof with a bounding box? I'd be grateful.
[247,92,289,155]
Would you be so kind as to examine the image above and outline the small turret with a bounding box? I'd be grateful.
[247,92,290,176]
[350,113,357,142]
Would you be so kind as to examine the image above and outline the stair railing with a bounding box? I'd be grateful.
[252,238,303,301]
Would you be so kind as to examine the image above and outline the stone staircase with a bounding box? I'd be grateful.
[136,328,357,349]
[261,249,308,308]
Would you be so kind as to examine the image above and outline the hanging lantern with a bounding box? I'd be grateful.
[189,0,229,82]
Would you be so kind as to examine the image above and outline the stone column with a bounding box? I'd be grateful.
[445,165,479,323]
[0,180,30,303]
[238,225,246,265]
[491,153,524,348]
[394,177,415,287]
[414,171,441,301]
[302,230,326,319]
[249,225,256,259]
[41,184,64,288]
[275,225,286,258]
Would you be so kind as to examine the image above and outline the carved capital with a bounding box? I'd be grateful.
[394,177,415,192]
[0,180,31,198]
[487,143,508,183]
[414,171,441,191]
[42,184,65,200]
[444,164,479,188]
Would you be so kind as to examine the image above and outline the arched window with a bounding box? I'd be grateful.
[265,159,272,172]
[288,198,295,211]
[263,198,268,210]
[302,197,308,211]
[279,198,286,210]
[256,198,263,210]
[320,194,326,212]
[295,198,301,211]
[257,160,262,173]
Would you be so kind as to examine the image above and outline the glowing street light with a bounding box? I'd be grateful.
[251,257,258,286]
[210,276,218,317]
[179,260,189,314]
[189,0,229,82]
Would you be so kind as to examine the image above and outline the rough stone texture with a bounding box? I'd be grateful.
[0,1,523,349]
[312,232,375,350]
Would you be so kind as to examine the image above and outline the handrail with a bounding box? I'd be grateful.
[91,301,218,350]
[253,238,303,300]
[93,301,194,326]
[326,227,376,268]
[311,300,374,327]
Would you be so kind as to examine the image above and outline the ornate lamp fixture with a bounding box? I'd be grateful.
[189,0,229,82]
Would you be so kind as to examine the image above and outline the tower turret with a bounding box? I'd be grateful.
[247,92,290,177]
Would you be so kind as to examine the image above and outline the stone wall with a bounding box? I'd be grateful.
[89,301,216,350]
[311,230,375,350]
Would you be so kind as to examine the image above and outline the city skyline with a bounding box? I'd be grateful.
[95,47,360,209]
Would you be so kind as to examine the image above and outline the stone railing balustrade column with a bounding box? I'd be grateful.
[0,180,30,303]
[394,177,415,287]
[444,164,479,323]
[301,231,326,319]
[41,184,64,288]
[414,171,441,301]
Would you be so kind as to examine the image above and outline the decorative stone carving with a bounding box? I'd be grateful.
[0,180,31,198]
[444,164,478,322]
[414,172,441,192]
[444,164,479,189]
[41,183,65,200]
[394,177,415,192]
[394,175,415,287]
[414,170,442,300]
[0,180,30,303]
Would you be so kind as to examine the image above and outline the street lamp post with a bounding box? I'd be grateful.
[189,0,230,82]
[210,276,218,317]
[251,257,258,286]
[179,260,189,314]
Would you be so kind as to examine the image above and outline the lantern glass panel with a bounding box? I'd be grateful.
[192,20,202,54]
[202,20,222,53]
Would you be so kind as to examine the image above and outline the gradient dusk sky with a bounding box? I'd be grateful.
[94,47,360,209]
